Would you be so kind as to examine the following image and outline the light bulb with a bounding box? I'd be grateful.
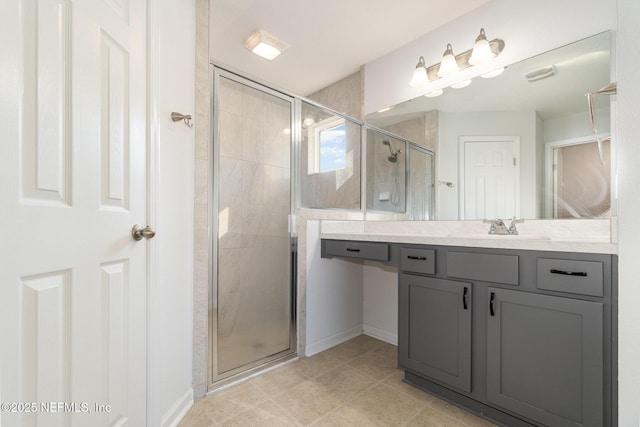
[437,44,459,78]
[409,56,429,87]
[469,28,496,66]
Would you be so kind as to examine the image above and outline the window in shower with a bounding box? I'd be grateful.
[307,116,346,174]
[300,101,362,209]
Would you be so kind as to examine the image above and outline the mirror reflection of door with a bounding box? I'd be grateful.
[459,136,520,220]
[548,137,611,218]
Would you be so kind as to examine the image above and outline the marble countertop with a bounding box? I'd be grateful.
[319,219,618,254]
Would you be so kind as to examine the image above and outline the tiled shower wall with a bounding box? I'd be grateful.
[382,110,439,152]
[307,69,365,120]
[383,111,439,219]
[366,132,406,213]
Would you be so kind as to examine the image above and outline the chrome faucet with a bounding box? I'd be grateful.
[508,217,525,235]
[483,217,524,235]
[483,219,509,235]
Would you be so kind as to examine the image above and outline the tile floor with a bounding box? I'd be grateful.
[179,335,497,426]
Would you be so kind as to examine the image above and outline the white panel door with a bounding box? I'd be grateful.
[461,138,519,220]
[1,0,148,426]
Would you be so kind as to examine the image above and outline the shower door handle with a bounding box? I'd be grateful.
[131,224,156,241]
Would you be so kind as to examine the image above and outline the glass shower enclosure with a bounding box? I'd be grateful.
[366,126,435,219]
[209,69,296,387]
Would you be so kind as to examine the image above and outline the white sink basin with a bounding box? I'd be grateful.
[447,234,551,240]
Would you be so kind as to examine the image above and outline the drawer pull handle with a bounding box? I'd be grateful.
[550,269,587,277]
[489,292,495,316]
[346,248,361,253]
[407,255,427,261]
[463,287,468,310]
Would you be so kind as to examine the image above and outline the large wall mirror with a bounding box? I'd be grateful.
[366,32,612,220]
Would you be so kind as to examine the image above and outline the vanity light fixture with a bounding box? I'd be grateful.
[408,28,504,88]
[409,56,429,87]
[469,28,496,65]
[244,29,288,60]
[437,44,459,77]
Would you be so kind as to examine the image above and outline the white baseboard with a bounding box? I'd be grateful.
[363,325,397,346]
[305,325,363,356]
[161,388,194,427]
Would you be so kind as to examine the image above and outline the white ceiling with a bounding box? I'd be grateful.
[210,0,491,96]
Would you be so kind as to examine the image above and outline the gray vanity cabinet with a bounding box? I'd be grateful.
[486,288,604,427]
[399,274,472,392]
[322,239,615,427]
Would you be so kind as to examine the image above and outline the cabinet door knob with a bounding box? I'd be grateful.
[463,287,469,310]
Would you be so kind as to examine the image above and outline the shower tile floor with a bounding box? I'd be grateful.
[179,335,497,426]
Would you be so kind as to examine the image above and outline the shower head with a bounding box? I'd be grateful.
[382,139,401,163]
[382,139,402,163]
[382,139,395,155]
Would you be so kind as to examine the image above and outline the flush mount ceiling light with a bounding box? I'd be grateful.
[409,28,505,88]
[244,29,288,60]
[302,115,315,127]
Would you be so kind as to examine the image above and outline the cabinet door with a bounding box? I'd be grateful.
[399,274,472,392]
[486,288,603,427]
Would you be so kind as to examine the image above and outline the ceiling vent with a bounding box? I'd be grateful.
[524,65,556,82]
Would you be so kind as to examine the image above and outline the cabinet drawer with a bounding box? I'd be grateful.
[447,251,519,285]
[537,258,604,297]
[400,248,435,274]
[322,240,389,261]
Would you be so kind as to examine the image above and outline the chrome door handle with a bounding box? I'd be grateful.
[131,224,156,241]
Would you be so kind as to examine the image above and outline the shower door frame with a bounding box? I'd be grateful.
[208,67,298,390]
[407,142,436,221]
